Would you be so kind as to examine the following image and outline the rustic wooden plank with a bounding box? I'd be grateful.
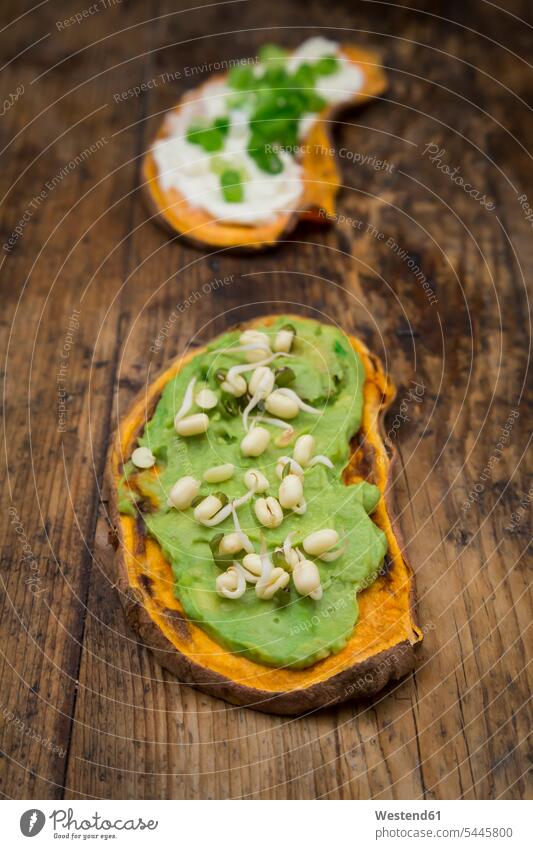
[0,0,159,798]
[1,0,531,801]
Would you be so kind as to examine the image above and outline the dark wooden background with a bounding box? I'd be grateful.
[1,0,531,800]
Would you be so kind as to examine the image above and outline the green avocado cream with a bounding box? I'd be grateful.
[119,317,388,669]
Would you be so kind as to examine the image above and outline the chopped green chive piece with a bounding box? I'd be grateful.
[228,64,255,90]
[220,169,244,203]
[314,55,339,76]
[202,131,225,152]
[304,91,327,112]
[186,121,207,143]
[213,116,230,135]
[293,63,316,89]
[209,155,226,175]
[259,44,288,68]
[186,116,230,153]
[248,140,283,174]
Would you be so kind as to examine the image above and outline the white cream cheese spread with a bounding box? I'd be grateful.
[152,38,364,225]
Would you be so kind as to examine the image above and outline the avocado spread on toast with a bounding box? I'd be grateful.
[119,317,388,668]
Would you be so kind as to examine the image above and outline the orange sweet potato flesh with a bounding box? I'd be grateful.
[141,46,388,250]
[108,316,422,715]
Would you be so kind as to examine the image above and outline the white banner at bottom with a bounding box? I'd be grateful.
[4,799,529,847]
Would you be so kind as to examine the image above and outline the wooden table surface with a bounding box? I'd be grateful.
[1,0,531,800]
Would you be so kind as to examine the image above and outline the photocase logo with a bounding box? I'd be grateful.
[20,809,46,837]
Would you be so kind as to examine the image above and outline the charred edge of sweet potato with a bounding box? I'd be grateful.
[141,45,388,251]
[107,316,422,715]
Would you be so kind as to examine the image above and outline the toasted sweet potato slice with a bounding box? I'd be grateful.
[142,46,387,250]
[107,317,422,715]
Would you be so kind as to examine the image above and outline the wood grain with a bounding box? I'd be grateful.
[0,0,531,800]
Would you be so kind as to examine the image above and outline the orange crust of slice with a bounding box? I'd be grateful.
[141,46,388,251]
[107,316,422,715]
